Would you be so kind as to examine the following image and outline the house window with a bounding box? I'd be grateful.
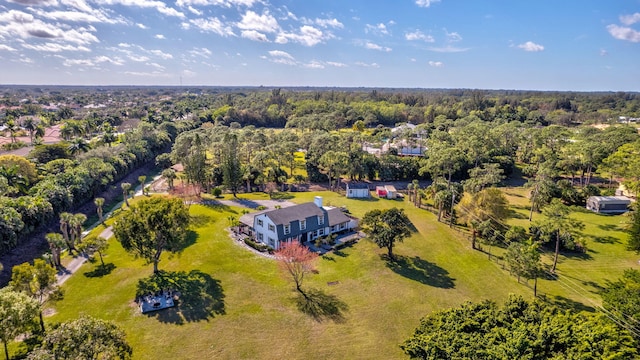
[257,233,263,241]
[284,224,290,235]
[269,238,275,247]
[300,220,306,230]
[318,228,324,236]
[257,219,263,227]
[318,215,324,225]
[268,224,275,232]
[340,223,346,230]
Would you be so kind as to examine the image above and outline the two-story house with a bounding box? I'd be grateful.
[238,196,358,250]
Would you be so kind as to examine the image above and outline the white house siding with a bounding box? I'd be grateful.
[254,213,279,248]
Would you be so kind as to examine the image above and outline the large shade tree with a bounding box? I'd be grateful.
[0,289,39,360]
[361,207,412,261]
[113,196,190,273]
[29,315,133,360]
[455,187,509,250]
[536,199,585,273]
[9,259,58,333]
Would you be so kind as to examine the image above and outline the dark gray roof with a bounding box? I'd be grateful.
[266,203,324,225]
[347,183,370,190]
[326,207,351,226]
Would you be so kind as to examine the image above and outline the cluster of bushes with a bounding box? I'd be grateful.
[243,238,271,253]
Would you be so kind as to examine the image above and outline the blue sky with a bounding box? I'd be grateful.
[0,0,638,90]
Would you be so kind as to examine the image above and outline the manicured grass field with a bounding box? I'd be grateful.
[41,190,637,359]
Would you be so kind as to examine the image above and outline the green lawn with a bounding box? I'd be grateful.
[501,186,638,309]
[39,190,637,359]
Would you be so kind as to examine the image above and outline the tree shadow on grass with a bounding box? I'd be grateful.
[136,270,225,324]
[190,213,215,227]
[83,263,116,278]
[588,235,620,244]
[597,223,624,232]
[507,209,528,219]
[200,200,238,213]
[384,255,455,289]
[294,287,348,323]
[543,294,595,313]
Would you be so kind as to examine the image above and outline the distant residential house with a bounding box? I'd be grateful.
[586,196,631,214]
[238,196,359,250]
[346,183,370,198]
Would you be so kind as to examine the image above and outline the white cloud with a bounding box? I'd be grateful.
[241,29,268,42]
[22,42,90,52]
[127,54,150,61]
[237,10,279,33]
[99,0,185,18]
[415,0,440,8]
[0,10,99,45]
[326,61,347,67]
[517,41,544,52]
[607,24,640,43]
[428,60,443,67]
[405,30,434,42]
[188,47,212,58]
[0,44,17,51]
[303,60,324,69]
[63,55,123,67]
[365,41,391,52]
[445,30,462,42]
[365,23,389,35]
[187,17,235,36]
[187,6,202,15]
[146,62,165,70]
[268,50,294,60]
[428,45,469,53]
[124,70,171,77]
[155,34,165,39]
[600,49,608,56]
[136,23,148,29]
[150,49,173,59]
[620,13,640,26]
[34,9,120,23]
[355,61,379,68]
[265,50,296,65]
[176,0,257,7]
[315,18,343,29]
[276,25,326,46]
[7,0,58,6]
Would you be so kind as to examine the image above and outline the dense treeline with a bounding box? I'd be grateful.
[0,119,197,255]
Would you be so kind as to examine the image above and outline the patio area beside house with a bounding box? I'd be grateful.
[305,231,364,254]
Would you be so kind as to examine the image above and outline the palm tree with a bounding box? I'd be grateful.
[0,165,28,194]
[162,168,176,190]
[5,119,19,143]
[70,213,87,247]
[138,175,147,196]
[21,117,37,145]
[121,182,131,206]
[67,137,91,155]
[94,197,105,225]
[45,233,66,267]
[59,212,75,253]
